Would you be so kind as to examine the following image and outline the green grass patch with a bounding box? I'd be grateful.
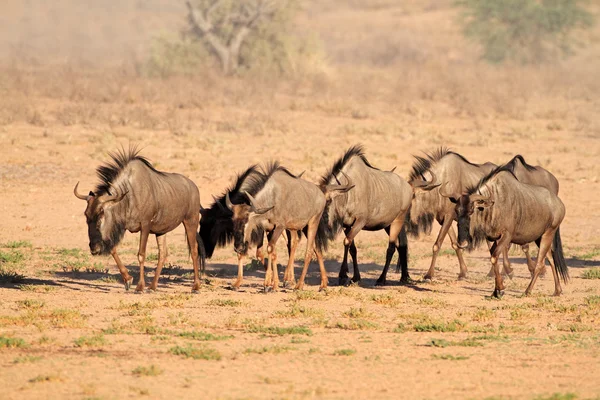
[584,295,600,308]
[342,307,370,319]
[206,299,243,307]
[169,345,221,360]
[18,284,55,293]
[74,334,107,347]
[427,338,485,348]
[132,365,163,376]
[0,335,27,348]
[432,354,469,361]
[334,319,379,330]
[243,345,294,355]
[13,355,42,364]
[177,331,233,341]
[333,348,356,356]
[246,324,313,336]
[534,393,578,400]
[578,250,600,260]
[57,248,86,258]
[17,299,45,310]
[0,250,25,264]
[414,319,466,333]
[369,293,400,307]
[581,268,600,280]
[1,240,32,248]
[290,336,310,344]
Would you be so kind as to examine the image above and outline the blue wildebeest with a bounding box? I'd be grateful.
[317,145,425,286]
[406,148,497,280]
[448,166,568,298]
[199,165,299,290]
[74,147,205,292]
[495,155,560,277]
[228,161,352,292]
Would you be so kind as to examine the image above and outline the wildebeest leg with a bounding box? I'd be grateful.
[232,253,245,291]
[525,231,555,296]
[183,217,202,292]
[296,215,323,291]
[135,227,151,293]
[376,220,403,286]
[396,226,410,283]
[545,255,561,296]
[489,234,511,299]
[148,234,167,291]
[265,226,285,293]
[349,242,360,283]
[255,228,266,268]
[338,227,351,286]
[501,246,514,278]
[447,226,468,279]
[343,221,366,284]
[522,243,546,278]
[111,248,133,291]
[315,247,329,290]
[424,217,453,281]
[283,230,299,289]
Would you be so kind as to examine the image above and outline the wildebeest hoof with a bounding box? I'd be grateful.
[338,277,350,287]
[457,274,467,281]
[375,279,386,286]
[263,286,273,294]
[124,277,133,291]
[283,281,296,290]
[231,285,240,292]
[492,289,504,299]
[146,288,157,293]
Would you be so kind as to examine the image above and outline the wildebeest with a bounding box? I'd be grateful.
[406,148,496,280]
[446,166,568,297]
[228,161,352,291]
[74,147,204,292]
[199,165,299,290]
[494,155,560,277]
[317,145,418,286]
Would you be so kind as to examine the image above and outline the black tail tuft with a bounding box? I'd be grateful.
[396,226,408,274]
[552,226,569,284]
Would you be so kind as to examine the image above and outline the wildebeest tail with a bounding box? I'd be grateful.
[552,226,569,284]
[395,225,408,274]
[404,209,434,238]
[196,232,207,273]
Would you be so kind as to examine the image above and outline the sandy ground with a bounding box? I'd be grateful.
[0,99,599,400]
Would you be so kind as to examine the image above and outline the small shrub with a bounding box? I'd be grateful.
[0,269,26,284]
[333,348,356,356]
[581,269,600,280]
[177,331,233,341]
[1,240,32,248]
[414,319,465,333]
[584,295,600,308]
[74,334,106,347]
[246,325,312,336]
[432,354,469,361]
[243,345,293,355]
[29,374,63,383]
[206,299,243,307]
[169,345,221,360]
[13,355,42,364]
[0,335,27,348]
[17,299,45,310]
[132,365,163,377]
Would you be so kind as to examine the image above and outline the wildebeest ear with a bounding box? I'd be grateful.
[448,196,458,204]
[89,191,95,197]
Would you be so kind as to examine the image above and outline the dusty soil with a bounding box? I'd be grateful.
[1,106,600,400]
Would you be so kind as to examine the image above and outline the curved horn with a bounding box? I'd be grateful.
[296,170,305,179]
[390,166,397,173]
[244,191,258,211]
[101,187,128,203]
[211,195,227,213]
[73,182,89,201]
[225,192,234,210]
[470,185,492,203]
[412,171,440,190]
[244,191,274,215]
[439,182,457,198]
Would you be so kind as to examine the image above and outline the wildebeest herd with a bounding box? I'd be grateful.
[73,145,568,299]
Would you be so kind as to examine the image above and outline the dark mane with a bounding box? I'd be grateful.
[319,144,378,187]
[408,147,476,181]
[466,164,518,195]
[199,165,264,258]
[504,155,537,173]
[95,146,163,195]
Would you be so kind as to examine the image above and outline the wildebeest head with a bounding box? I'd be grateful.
[226,191,273,255]
[440,183,494,249]
[74,182,127,256]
